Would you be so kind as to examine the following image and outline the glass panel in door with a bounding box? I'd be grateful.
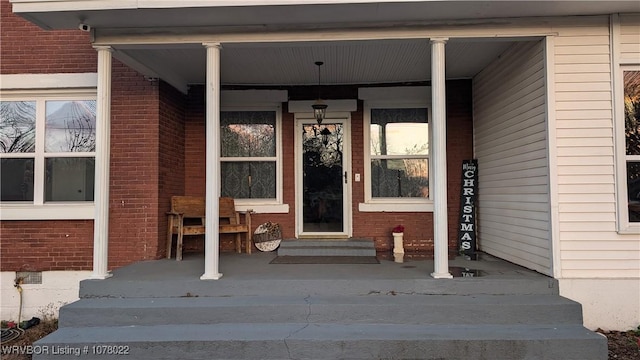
[302,122,344,233]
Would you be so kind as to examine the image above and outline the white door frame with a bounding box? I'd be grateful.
[294,113,352,238]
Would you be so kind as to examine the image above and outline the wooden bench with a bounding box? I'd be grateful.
[166,196,252,260]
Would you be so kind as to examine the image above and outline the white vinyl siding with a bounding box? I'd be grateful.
[473,40,552,276]
[619,14,640,63]
[554,16,640,278]
[475,16,640,279]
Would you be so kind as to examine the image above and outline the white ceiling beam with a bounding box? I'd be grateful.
[11,0,138,12]
[113,49,189,93]
[93,19,561,46]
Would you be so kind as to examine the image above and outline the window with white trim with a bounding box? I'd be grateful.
[623,69,640,223]
[1,93,96,205]
[370,107,429,198]
[364,103,431,207]
[220,109,281,203]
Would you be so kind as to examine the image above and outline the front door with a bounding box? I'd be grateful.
[296,117,350,237]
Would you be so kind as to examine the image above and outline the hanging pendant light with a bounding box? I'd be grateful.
[311,61,328,125]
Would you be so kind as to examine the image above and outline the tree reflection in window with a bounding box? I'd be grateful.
[302,123,344,229]
[370,108,429,198]
[45,101,96,153]
[625,71,640,222]
[0,101,36,153]
[0,98,96,202]
[221,111,277,199]
[303,124,343,169]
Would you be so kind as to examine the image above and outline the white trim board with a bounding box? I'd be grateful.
[0,73,98,89]
[288,99,357,113]
[359,86,431,101]
[222,89,288,105]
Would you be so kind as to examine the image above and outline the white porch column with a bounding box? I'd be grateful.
[430,38,453,279]
[201,42,223,280]
[90,46,113,279]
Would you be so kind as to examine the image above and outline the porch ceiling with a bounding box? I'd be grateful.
[113,38,516,91]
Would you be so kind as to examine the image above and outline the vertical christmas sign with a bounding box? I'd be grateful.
[458,159,478,259]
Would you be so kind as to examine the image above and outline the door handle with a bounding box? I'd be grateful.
[344,171,348,184]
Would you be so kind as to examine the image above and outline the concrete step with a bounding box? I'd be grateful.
[279,239,375,248]
[277,238,376,257]
[276,246,377,256]
[79,277,560,298]
[58,294,585,327]
[34,323,607,360]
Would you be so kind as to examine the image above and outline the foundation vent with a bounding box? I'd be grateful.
[16,271,42,285]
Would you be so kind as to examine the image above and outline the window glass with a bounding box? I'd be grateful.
[0,101,36,153]
[220,110,278,200]
[370,108,429,199]
[45,157,95,201]
[371,109,428,156]
[0,96,96,204]
[45,100,96,153]
[625,70,640,222]
[627,162,640,222]
[0,158,34,201]
[371,159,429,198]
[221,161,276,199]
[221,111,275,157]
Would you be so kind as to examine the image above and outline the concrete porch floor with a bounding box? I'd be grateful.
[80,251,557,298]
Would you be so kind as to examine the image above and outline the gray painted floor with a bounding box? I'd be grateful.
[80,251,555,298]
[107,251,545,281]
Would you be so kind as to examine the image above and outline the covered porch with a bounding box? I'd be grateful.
[87,36,495,281]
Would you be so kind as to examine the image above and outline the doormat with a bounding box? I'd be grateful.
[270,256,380,264]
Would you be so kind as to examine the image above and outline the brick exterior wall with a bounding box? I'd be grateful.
[107,64,160,268]
[158,82,186,257]
[1,1,186,270]
[0,221,93,271]
[185,82,473,255]
[1,1,98,271]
[0,0,96,74]
[184,86,206,196]
[445,80,474,256]
[181,87,207,252]
[108,68,186,267]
